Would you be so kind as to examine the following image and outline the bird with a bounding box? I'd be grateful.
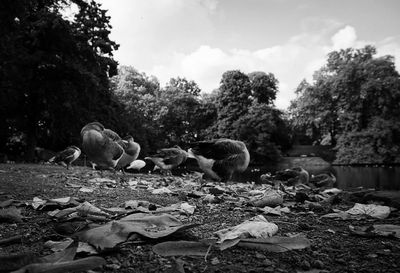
[187,138,250,182]
[310,172,336,188]
[126,159,146,172]
[80,122,124,171]
[286,166,310,186]
[115,135,141,172]
[145,145,188,175]
[49,146,81,169]
[34,147,56,163]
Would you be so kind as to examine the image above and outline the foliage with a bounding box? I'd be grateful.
[110,68,218,154]
[216,70,252,138]
[290,45,400,164]
[236,103,291,162]
[248,71,278,105]
[214,70,290,163]
[0,0,120,160]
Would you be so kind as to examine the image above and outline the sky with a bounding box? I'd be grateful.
[95,0,400,110]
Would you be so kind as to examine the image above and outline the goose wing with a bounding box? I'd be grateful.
[190,139,244,160]
[54,147,78,162]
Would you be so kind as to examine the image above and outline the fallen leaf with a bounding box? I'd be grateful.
[237,236,311,252]
[250,190,284,207]
[152,187,173,194]
[77,213,198,249]
[76,201,110,217]
[31,197,46,210]
[11,256,105,273]
[0,199,15,208]
[215,215,278,243]
[79,187,94,193]
[153,240,211,257]
[88,178,116,184]
[346,203,391,219]
[349,224,400,239]
[0,207,23,223]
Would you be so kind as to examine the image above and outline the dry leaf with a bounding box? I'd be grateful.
[237,236,311,252]
[153,241,211,257]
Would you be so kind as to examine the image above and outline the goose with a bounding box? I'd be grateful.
[286,166,310,186]
[115,135,141,171]
[145,145,188,175]
[49,146,81,169]
[34,147,56,163]
[81,122,124,170]
[187,138,250,182]
[310,173,336,188]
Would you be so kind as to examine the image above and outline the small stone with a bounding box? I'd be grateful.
[313,259,324,269]
[255,252,266,259]
[300,260,311,270]
[367,253,378,259]
[263,258,273,266]
[211,257,220,265]
[336,258,346,264]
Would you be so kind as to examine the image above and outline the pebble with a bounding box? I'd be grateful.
[300,260,311,270]
[263,259,273,266]
[313,259,324,269]
[255,252,267,259]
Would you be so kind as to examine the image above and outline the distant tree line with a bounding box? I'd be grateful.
[0,0,290,164]
[110,67,291,164]
[1,1,399,166]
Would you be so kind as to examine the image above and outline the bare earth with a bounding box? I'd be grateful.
[0,164,399,273]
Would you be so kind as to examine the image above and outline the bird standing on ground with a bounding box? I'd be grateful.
[310,172,336,188]
[81,122,124,171]
[188,138,250,182]
[115,136,141,172]
[145,145,188,175]
[286,166,310,186]
[49,146,81,169]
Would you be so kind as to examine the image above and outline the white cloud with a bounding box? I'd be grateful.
[149,24,400,110]
[149,33,329,110]
[97,1,400,110]
[331,25,357,50]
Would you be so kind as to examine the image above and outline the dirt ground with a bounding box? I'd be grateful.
[0,163,399,273]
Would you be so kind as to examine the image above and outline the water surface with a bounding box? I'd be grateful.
[233,162,400,191]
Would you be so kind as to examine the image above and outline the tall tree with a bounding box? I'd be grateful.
[216,70,252,138]
[0,0,120,160]
[248,71,278,105]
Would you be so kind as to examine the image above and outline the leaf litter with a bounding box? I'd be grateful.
[0,164,399,272]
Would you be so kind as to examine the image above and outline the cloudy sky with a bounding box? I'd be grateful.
[96,0,400,110]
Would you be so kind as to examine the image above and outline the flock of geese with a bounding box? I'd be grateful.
[49,121,251,182]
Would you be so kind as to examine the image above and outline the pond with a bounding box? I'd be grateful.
[233,160,400,191]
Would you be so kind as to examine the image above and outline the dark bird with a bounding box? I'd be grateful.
[286,166,310,186]
[34,147,56,163]
[310,172,336,188]
[115,135,141,171]
[81,122,124,170]
[49,146,81,169]
[145,145,188,175]
[187,138,250,182]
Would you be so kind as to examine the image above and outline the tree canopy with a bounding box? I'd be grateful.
[290,45,400,164]
[0,0,121,160]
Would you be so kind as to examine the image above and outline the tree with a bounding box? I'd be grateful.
[216,70,252,138]
[0,0,120,160]
[248,71,278,104]
[290,45,400,164]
